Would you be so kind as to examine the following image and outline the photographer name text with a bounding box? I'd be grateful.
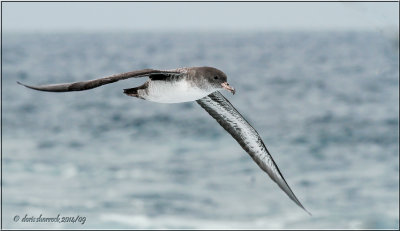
[14,214,86,225]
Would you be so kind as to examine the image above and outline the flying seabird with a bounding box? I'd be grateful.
[18,66,311,215]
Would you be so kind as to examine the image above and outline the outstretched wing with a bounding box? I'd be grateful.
[197,91,310,215]
[17,69,182,92]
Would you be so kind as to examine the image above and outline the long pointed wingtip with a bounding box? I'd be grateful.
[17,81,29,88]
[293,195,312,216]
[296,199,312,216]
[292,197,311,216]
[303,207,312,216]
[17,81,42,91]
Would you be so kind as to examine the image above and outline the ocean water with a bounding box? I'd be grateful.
[2,31,399,229]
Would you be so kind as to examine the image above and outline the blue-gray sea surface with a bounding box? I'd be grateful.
[2,31,399,229]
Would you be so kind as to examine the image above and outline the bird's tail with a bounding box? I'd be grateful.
[123,87,139,97]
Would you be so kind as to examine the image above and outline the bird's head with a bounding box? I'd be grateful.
[197,67,235,95]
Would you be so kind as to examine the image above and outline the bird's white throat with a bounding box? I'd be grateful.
[140,79,214,103]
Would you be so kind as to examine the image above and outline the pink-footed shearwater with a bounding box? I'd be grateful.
[17,66,311,215]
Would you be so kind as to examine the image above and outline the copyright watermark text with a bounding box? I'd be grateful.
[14,214,86,225]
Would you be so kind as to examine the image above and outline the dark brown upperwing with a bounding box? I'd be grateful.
[17,69,181,92]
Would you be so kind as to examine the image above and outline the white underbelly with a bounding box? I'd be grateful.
[142,80,213,103]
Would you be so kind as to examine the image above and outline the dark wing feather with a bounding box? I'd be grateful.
[149,73,183,81]
[17,69,181,92]
[197,91,310,215]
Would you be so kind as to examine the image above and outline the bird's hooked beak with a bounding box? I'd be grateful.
[221,82,235,95]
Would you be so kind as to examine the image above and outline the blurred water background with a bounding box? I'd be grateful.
[2,31,399,229]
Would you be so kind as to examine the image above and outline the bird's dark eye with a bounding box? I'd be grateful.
[214,76,219,80]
